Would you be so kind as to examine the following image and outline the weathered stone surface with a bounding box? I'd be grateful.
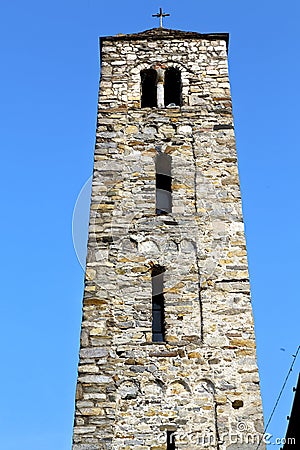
[79,375,112,384]
[80,348,108,358]
[72,27,265,450]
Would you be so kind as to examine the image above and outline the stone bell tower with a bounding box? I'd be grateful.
[72,20,265,450]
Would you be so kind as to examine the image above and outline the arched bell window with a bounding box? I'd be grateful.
[164,68,182,107]
[141,69,157,108]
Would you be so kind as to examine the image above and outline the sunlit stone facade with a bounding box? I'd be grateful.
[72,27,265,450]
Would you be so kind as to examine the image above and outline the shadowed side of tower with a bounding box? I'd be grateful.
[72,27,265,450]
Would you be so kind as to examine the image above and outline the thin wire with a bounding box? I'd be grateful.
[256,345,300,449]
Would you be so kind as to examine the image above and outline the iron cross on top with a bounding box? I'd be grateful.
[152,8,170,28]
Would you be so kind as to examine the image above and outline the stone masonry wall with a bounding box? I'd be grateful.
[72,28,265,450]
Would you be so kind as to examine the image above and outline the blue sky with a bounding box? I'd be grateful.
[0,1,299,449]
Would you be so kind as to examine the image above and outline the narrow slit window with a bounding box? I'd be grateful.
[167,431,176,450]
[152,267,165,342]
[141,69,157,108]
[164,68,182,107]
[156,153,172,215]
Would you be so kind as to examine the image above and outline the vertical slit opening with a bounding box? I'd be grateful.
[155,153,172,215]
[167,430,176,450]
[152,266,165,342]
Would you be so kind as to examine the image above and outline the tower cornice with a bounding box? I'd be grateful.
[100,28,229,51]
